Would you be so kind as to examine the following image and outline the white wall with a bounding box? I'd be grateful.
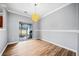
[0,8,8,54]
[8,13,32,43]
[40,4,79,51]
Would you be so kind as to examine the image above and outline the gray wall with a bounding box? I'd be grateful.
[78,34,79,55]
[0,8,40,54]
[32,21,41,39]
[41,4,79,30]
[0,8,8,54]
[40,4,79,51]
[77,4,79,56]
[8,13,32,43]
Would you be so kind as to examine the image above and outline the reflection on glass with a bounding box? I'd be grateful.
[19,22,32,41]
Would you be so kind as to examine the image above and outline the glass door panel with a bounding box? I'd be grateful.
[19,22,32,41]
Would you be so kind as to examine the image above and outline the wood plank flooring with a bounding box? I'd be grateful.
[2,39,76,56]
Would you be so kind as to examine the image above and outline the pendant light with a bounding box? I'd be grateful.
[32,3,40,22]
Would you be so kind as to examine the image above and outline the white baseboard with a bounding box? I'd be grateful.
[7,41,19,45]
[76,51,79,56]
[42,39,77,55]
[0,43,8,56]
[0,41,19,56]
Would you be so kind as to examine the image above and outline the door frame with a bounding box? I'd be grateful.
[19,22,33,41]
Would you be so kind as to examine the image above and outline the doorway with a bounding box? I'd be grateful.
[19,22,32,41]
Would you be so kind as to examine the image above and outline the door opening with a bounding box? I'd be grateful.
[19,22,32,41]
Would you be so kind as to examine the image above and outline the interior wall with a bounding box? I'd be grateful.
[77,4,79,56]
[0,7,40,54]
[8,12,32,43]
[41,4,79,30]
[0,8,8,54]
[40,3,79,51]
[32,21,41,39]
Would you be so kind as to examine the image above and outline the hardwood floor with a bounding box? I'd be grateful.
[2,39,76,56]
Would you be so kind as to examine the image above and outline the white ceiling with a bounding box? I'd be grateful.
[6,3,67,16]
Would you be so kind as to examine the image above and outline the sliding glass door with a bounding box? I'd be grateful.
[19,22,32,41]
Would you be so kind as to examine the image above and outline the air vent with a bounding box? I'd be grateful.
[24,11,27,13]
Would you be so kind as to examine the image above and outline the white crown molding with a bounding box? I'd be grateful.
[7,9,31,18]
[0,4,7,9]
[0,4,31,18]
[42,3,72,19]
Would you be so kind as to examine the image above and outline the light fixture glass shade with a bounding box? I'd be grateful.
[32,13,40,22]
